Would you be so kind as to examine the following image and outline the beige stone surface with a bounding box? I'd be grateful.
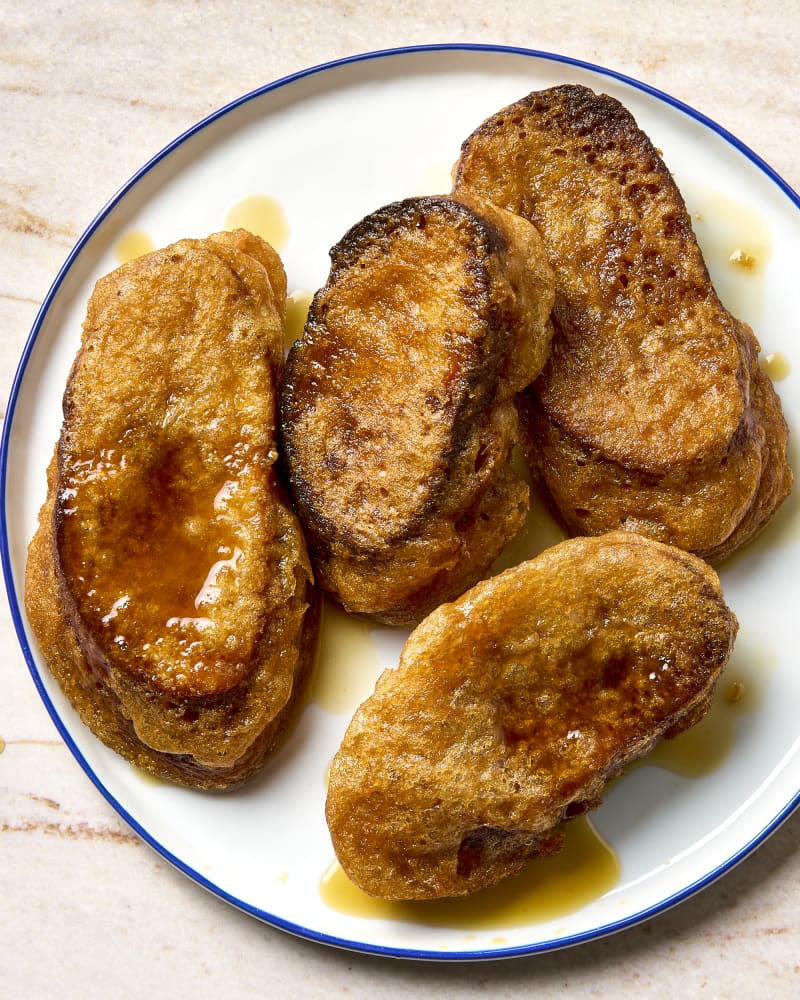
[1,1,798,996]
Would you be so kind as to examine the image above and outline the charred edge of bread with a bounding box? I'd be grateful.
[279,195,555,624]
[311,456,529,629]
[281,196,526,552]
[327,195,509,282]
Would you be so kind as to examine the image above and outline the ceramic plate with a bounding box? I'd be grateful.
[2,45,799,960]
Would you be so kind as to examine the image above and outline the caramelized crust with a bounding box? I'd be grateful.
[281,195,555,625]
[325,532,737,899]
[25,231,318,789]
[453,84,792,558]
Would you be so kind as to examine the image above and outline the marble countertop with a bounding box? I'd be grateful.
[2,2,798,996]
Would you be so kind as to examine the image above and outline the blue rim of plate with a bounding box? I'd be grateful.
[2,42,799,961]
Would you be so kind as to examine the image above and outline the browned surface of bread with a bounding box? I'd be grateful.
[281,195,555,626]
[453,84,792,560]
[325,531,737,900]
[24,231,318,790]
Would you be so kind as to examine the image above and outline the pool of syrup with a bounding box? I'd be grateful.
[760,351,791,381]
[224,194,289,250]
[309,599,382,716]
[623,625,773,780]
[686,184,771,325]
[320,814,619,929]
[114,229,154,263]
[284,290,314,351]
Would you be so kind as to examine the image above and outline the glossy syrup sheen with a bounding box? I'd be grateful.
[62,444,235,621]
[320,815,619,929]
[59,430,264,698]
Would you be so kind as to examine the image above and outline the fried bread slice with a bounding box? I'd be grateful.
[453,84,792,559]
[281,195,555,626]
[325,531,737,899]
[25,231,318,789]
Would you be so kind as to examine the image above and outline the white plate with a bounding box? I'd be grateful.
[2,45,799,961]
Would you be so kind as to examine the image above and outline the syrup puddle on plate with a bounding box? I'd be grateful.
[759,351,791,381]
[637,631,774,778]
[131,764,165,786]
[285,289,313,351]
[320,815,619,929]
[224,194,289,250]
[114,229,155,264]
[684,184,772,325]
[309,599,382,715]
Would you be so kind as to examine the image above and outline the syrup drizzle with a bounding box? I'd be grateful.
[111,190,787,932]
[320,815,619,928]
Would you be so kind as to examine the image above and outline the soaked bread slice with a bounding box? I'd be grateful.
[281,195,555,626]
[325,531,737,899]
[25,231,318,789]
[453,84,791,559]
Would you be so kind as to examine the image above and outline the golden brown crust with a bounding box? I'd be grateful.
[518,322,791,560]
[701,357,792,559]
[25,231,318,789]
[281,195,555,626]
[325,531,737,899]
[453,84,792,559]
